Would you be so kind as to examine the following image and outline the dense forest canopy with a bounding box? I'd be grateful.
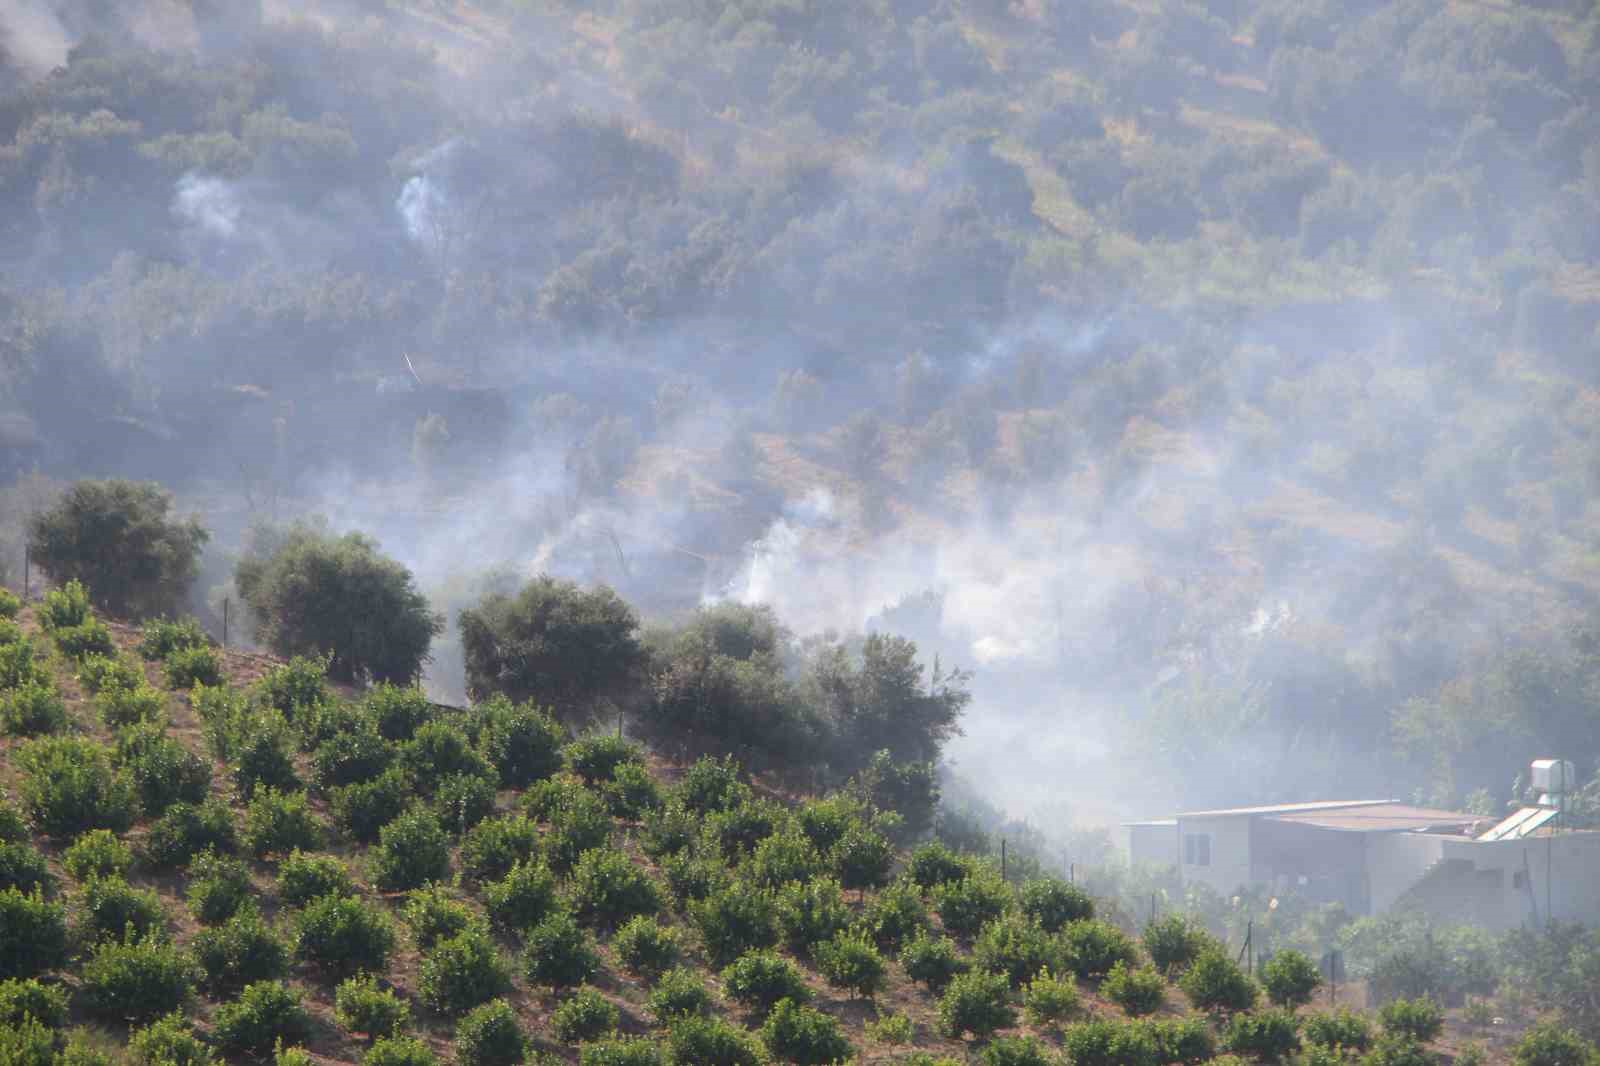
[3,0,1600,825]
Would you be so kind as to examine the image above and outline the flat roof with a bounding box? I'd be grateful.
[1122,819,1178,828]
[1177,799,1394,819]
[1263,803,1481,833]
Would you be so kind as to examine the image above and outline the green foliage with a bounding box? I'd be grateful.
[129,1012,214,1066]
[1022,967,1079,1028]
[0,641,47,691]
[96,684,167,730]
[80,932,196,1024]
[185,849,254,925]
[402,721,492,794]
[933,872,1012,938]
[816,929,888,999]
[521,911,598,989]
[1180,949,1259,1013]
[313,725,396,791]
[335,973,411,1042]
[1362,1035,1440,1066]
[0,803,24,844]
[775,876,850,958]
[760,997,853,1066]
[1223,1008,1302,1062]
[601,761,662,819]
[432,772,497,834]
[28,482,208,619]
[1059,918,1139,979]
[552,986,620,1043]
[974,915,1061,989]
[232,713,302,800]
[900,930,967,992]
[0,589,17,620]
[277,850,354,907]
[721,949,810,1016]
[580,1037,663,1066]
[566,734,646,785]
[832,825,895,895]
[614,915,681,977]
[543,787,614,874]
[663,1017,764,1066]
[662,852,729,908]
[0,1017,61,1066]
[691,881,779,966]
[849,750,940,843]
[138,618,208,662]
[81,875,167,942]
[243,787,323,858]
[213,980,311,1058]
[980,1036,1056,1066]
[236,524,443,685]
[0,682,67,736]
[163,645,221,689]
[1103,960,1167,1016]
[77,653,144,695]
[454,1000,527,1066]
[522,774,590,822]
[418,928,510,1016]
[363,684,435,742]
[647,967,713,1026]
[475,696,566,788]
[331,768,413,843]
[59,1030,116,1066]
[372,806,451,891]
[364,1037,440,1066]
[866,1010,914,1044]
[1061,1019,1160,1066]
[0,841,51,894]
[53,619,117,661]
[15,735,135,837]
[401,885,474,950]
[1379,998,1444,1044]
[1144,914,1215,975]
[675,756,748,816]
[1303,1010,1373,1053]
[254,657,330,721]
[140,799,237,869]
[484,860,559,933]
[1148,1016,1217,1065]
[191,903,290,995]
[1263,949,1324,1008]
[0,978,69,1029]
[295,893,396,979]
[1020,878,1094,933]
[38,582,90,632]
[570,846,664,929]
[703,799,784,863]
[460,815,541,883]
[938,968,1015,1040]
[1512,1023,1599,1066]
[116,723,212,815]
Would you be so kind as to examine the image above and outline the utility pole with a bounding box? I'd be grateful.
[1001,839,1007,883]
[22,544,28,602]
[223,597,230,647]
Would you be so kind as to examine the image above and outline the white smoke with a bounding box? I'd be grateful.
[173,172,242,239]
[0,0,72,78]
[397,139,461,254]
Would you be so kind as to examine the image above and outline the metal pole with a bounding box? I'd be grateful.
[1547,819,1553,926]
[1069,863,1074,884]
[1151,893,1157,927]
[1001,839,1007,883]
[22,544,28,602]
[223,597,230,648]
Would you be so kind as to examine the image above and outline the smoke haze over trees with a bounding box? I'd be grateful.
[4,0,1600,828]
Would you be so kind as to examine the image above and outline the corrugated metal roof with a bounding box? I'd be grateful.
[1177,799,1394,819]
[1263,804,1481,833]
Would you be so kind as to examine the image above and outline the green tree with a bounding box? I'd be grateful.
[235,523,442,685]
[806,633,970,775]
[26,480,208,619]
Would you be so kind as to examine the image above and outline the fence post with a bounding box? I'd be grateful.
[22,544,28,602]
[223,597,230,648]
[1001,839,1007,883]
[1151,893,1157,927]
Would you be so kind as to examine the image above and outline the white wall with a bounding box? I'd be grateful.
[1367,832,1446,915]
[1443,833,1600,930]
[1176,815,1253,897]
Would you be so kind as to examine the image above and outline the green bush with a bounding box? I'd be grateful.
[0,588,18,620]
[0,841,51,894]
[1303,1009,1373,1052]
[191,903,289,995]
[746,828,822,891]
[402,722,492,794]
[140,799,237,869]
[0,1012,56,1066]
[641,804,700,859]
[474,696,565,788]
[193,683,251,762]
[331,768,412,843]
[419,928,510,1016]
[1179,949,1258,1013]
[1379,998,1444,1044]
[213,980,311,1058]
[974,915,1061,989]
[82,875,167,942]
[64,827,132,880]
[1143,914,1216,975]
[702,799,783,863]
[78,653,145,695]
[674,756,748,816]
[691,881,779,966]
[129,1012,214,1066]
[0,620,18,647]
[95,682,169,731]
[980,1036,1055,1066]
[938,968,1016,1040]
[933,873,1013,939]
[569,846,663,929]
[647,967,713,1026]
[614,915,681,977]
[15,736,135,838]
[454,999,527,1066]
[80,932,196,1024]
[243,787,322,858]
[1148,1016,1217,1065]
[277,850,354,907]
[459,815,541,883]
[295,893,396,979]
[484,860,559,934]
[312,725,395,792]
[1223,1008,1302,1062]
[662,853,729,908]
[816,930,888,1000]
[1060,918,1139,979]
[776,876,850,958]
[400,884,473,950]
[1512,1023,1598,1066]
[60,1030,118,1066]
[866,1011,914,1044]
[335,973,412,1041]
[522,774,590,822]
[363,1037,439,1066]
[116,724,211,815]
[1103,960,1167,1016]
[664,1017,763,1066]
[760,997,852,1066]
[831,825,895,895]
[0,802,24,843]
[53,620,117,662]
[0,977,69,1028]
[1020,878,1094,933]
[363,684,435,742]
[1262,949,1323,1008]
[900,930,967,991]
[1022,967,1079,1028]
[0,641,47,690]
[255,656,331,722]
[521,911,598,990]
[1062,1019,1160,1066]
[233,714,302,799]
[0,682,67,736]
[580,1037,663,1066]
[721,949,810,1016]
[862,878,928,953]
[163,646,221,689]
[1363,1036,1441,1066]
[908,841,973,891]
[0,888,68,980]
[372,807,451,891]
[432,772,497,834]
[543,788,614,874]
[138,618,209,662]
[186,849,254,924]
[601,761,662,819]
[552,985,620,1043]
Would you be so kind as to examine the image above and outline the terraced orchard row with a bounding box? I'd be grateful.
[0,582,1588,1066]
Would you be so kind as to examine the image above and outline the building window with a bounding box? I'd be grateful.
[1183,833,1211,867]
